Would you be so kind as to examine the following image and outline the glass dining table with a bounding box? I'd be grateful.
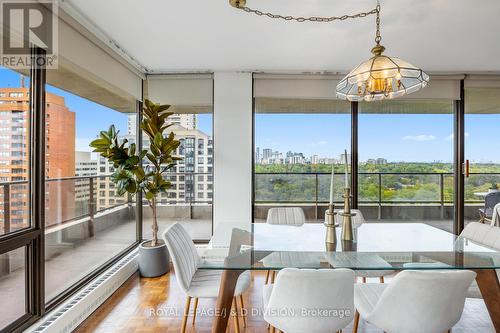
[199,222,500,333]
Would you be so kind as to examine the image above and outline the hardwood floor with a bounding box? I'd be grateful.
[75,268,495,333]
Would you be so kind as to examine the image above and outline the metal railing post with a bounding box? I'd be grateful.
[315,174,318,220]
[3,184,10,234]
[88,177,95,237]
[189,173,193,220]
[440,173,444,220]
[378,173,382,220]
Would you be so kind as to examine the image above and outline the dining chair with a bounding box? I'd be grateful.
[479,191,500,224]
[353,270,476,333]
[266,207,306,226]
[162,223,251,333]
[263,268,355,333]
[265,207,306,284]
[459,221,500,298]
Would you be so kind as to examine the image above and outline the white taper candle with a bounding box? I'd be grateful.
[344,149,349,188]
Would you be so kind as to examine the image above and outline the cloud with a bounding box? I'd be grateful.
[318,140,328,145]
[402,135,436,142]
[444,132,470,141]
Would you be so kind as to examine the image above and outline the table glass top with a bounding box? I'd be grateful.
[198,223,500,271]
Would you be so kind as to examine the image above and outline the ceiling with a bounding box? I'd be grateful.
[65,0,500,74]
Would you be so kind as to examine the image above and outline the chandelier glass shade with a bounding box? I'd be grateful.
[336,4,429,101]
[336,46,430,101]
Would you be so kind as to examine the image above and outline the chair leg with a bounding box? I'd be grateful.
[362,277,366,283]
[270,326,276,333]
[265,270,270,284]
[181,296,191,333]
[352,310,360,333]
[239,294,247,327]
[232,297,240,333]
[271,270,276,283]
[379,276,385,283]
[192,297,199,325]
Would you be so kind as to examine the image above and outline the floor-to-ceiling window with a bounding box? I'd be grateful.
[44,66,138,301]
[143,75,213,241]
[0,65,32,330]
[464,86,500,224]
[358,99,455,231]
[254,97,351,222]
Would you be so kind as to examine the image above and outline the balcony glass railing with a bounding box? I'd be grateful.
[254,172,500,222]
[0,172,214,235]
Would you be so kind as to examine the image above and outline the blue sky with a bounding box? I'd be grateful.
[255,112,500,163]
[0,67,212,152]
[1,66,499,163]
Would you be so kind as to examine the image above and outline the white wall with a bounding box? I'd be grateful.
[212,72,253,246]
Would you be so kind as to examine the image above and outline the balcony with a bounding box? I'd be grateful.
[0,173,212,327]
[254,172,500,232]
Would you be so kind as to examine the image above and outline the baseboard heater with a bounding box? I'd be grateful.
[25,249,139,333]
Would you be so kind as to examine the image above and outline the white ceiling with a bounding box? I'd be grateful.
[66,0,500,74]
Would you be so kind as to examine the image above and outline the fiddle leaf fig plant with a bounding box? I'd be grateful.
[90,99,181,247]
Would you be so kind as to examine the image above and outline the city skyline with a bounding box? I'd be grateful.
[255,113,500,164]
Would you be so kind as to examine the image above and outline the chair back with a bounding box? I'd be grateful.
[266,207,306,226]
[367,270,476,333]
[265,268,355,333]
[228,228,252,257]
[460,222,500,250]
[484,191,500,215]
[162,223,200,293]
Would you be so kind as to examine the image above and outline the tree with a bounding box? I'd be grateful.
[90,99,181,247]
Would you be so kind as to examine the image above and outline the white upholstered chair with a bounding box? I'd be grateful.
[460,221,500,250]
[263,268,355,333]
[459,222,500,298]
[265,207,306,283]
[353,270,476,333]
[266,207,306,226]
[162,223,251,333]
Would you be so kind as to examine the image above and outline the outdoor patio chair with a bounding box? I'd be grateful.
[479,191,500,224]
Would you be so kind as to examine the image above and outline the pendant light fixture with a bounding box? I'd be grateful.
[336,3,429,101]
[230,0,429,102]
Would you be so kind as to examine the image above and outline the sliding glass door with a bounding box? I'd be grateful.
[357,99,456,232]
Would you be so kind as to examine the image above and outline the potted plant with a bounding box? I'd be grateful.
[90,99,181,277]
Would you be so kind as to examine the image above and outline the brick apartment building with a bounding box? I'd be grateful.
[0,84,75,233]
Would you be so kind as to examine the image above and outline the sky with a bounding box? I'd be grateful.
[1,66,499,163]
[255,112,500,163]
[0,67,212,152]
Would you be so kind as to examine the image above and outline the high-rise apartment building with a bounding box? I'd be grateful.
[127,113,197,135]
[75,152,98,210]
[0,86,75,233]
[156,124,213,203]
[262,148,272,161]
[91,114,214,210]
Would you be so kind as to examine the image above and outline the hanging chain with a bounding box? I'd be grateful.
[375,3,381,44]
[235,4,378,23]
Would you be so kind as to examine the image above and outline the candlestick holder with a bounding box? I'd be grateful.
[324,203,338,251]
[340,187,356,242]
